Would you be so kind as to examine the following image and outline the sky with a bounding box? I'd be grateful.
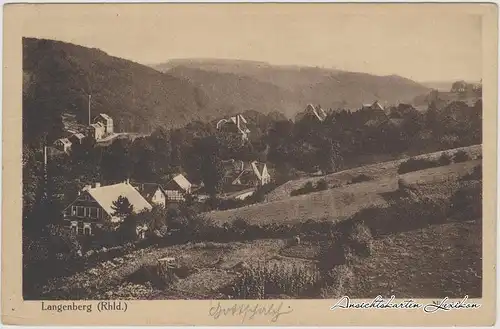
[19,4,483,82]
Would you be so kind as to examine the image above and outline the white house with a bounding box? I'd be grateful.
[94,113,114,135]
[132,182,168,208]
[53,138,72,154]
[87,122,105,141]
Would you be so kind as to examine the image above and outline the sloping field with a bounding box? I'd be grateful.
[267,145,481,202]
[206,159,481,225]
[342,220,482,298]
[42,239,286,299]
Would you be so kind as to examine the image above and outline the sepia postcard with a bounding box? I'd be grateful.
[2,2,498,326]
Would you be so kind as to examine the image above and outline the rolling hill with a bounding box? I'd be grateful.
[154,59,431,118]
[23,38,224,144]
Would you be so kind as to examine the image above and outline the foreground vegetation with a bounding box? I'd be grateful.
[30,160,482,300]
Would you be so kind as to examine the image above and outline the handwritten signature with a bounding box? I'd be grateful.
[209,301,293,323]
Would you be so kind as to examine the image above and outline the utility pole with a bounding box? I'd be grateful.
[88,94,92,126]
[43,145,48,198]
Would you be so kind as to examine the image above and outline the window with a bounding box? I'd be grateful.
[76,206,84,217]
[167,190,184,201]
[83,224,92,236]
[72,206,76,216]
[89,207,98,219]
[70,222,78,235]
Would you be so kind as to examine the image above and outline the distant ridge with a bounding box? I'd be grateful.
[153,58,430,117]
[22,38,233,143]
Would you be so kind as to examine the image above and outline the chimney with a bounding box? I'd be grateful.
[125,178,130,185]
[94,182,101,188]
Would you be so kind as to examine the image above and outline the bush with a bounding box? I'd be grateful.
[449,181,482,221]
[346,221,373,257]
[227,262,321,298]
[320,265,355,298]
[453,150,471,163]
[291,181,315,196]
[316,179,328,191]
[397,157,440,174]
[349,174,373,184]
[461,165,482,181]
[291,180,329,196]
[438,152,452,166]
[365,196,449,237]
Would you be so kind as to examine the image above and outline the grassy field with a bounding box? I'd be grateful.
[206,158,481,225]
[41,145,482,300]
[267,144,481,202]
[340,220,482,299]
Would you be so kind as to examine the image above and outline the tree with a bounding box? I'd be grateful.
[194,136,225,196]
[317,138,343,174]
[111,196,134,219]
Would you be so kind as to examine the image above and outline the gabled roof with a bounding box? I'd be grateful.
[223,160,268,185]
[72,133,85,140]
[55,138,72,146]
[251,161,267,178]
[90,122,105,130]
[222,159,246,172]
[165,174,192,192]
[305,104,327,121]
[96,113,112,121]
[85,182,152,217]
[363,101,385,111]
[217,114,250,135]
[132,182,166,200]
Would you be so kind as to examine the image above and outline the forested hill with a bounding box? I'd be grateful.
[22,38,222,144]
[154,59,431,118]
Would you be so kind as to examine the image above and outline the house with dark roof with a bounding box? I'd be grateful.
[295,104,328,122]
[216,114,251,141]
[62,181,152,236]
[132,182,168,207]
[222,159,271,192]
[69,133,86,145]
[53,138,72,154]
[163,174,192,203]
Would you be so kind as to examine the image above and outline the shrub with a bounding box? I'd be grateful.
[291,181,316,196]
[397,157,440,174]
[366,195,449,237]
[453,150,471,163]
[320,265,355,298]
[227,262,321,298]
[316,179,328,191]
[461,165,482,181]
[291,180,329,196]
[397,177,411,190]
[438,152,452,166]
[346,221,373,257]
[449,181,482,222]
[349,174,373,184]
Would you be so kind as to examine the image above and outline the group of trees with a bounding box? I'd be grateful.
[22,100,482,238]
